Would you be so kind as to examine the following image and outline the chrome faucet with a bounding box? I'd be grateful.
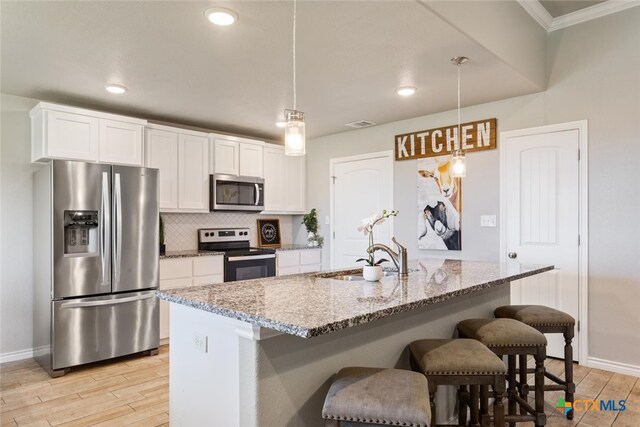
[368,237,409,276]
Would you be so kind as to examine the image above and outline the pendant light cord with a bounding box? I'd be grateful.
[457,62,461,151]
[293,0,297,111]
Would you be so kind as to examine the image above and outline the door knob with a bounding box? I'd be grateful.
[507,252,518,259]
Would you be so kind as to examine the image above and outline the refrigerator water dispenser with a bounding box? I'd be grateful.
[64,210,98,255]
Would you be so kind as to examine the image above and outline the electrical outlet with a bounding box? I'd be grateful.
[480,215,497,227]
[193,332,208,353]
[325,216,330,225]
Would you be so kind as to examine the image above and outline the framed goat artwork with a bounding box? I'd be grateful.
[417,155,461,250]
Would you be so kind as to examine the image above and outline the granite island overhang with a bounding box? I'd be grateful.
[157,258,553,426]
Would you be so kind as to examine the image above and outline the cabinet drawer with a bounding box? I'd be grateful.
[277,251,300,268]
[277,266,300,276]
[300,250,321,266]
[299,264,321,274]
[192,274,224,286]
[193,256,224,277]
[160,259,192,280]
[160,277,192,290]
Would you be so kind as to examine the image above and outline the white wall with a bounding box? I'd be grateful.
[0,93,41,359]
[305,9,640,366]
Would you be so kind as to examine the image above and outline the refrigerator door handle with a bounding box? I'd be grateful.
[113,173,123,285]
[60,293,156,309]
[100,172,111,287]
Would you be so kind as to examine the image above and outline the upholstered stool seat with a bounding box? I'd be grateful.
[457,318,547,427]
[322,367,431,427]
[495,305,576,420]
[409,339,506,427]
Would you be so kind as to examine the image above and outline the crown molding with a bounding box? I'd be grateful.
[519,0,640,32]
[517,0,553,31]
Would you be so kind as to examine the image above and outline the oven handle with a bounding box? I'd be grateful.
[227,254,275,262]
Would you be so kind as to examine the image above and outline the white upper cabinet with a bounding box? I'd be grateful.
[239,142,264,178]
[99,119,143,165]
[145,128,179,210]
[212,138,240,176]
[178,133,209,212]
[263,146,286,212]
[262,144,306,214]
[210,134,265,178]
[31,102,146,165]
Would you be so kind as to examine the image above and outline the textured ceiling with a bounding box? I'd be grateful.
[1,1,541,141]
[539,0,607,18]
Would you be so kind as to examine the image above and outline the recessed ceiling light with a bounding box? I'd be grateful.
[204,7,238,26]
[105,84,127,94]
[275,121,286,128]
[396,86,416,97]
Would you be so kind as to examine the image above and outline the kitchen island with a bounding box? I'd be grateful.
[157,258,553,426]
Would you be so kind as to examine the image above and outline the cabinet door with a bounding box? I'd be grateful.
[145,129,178,210]
[99,119,143,166]
[46,110,99,161]
[178,134,209,211]
[214,139,239,176]
[263,146,286,212]
[193,256,224,277]
[239,143,264,178]
[286,155,306,213]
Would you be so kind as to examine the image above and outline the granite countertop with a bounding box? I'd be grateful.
[156,258,554,338]
[276,244,322,251]
[160,249,225,259]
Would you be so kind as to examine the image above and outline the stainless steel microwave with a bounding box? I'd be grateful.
[210,174,264,212]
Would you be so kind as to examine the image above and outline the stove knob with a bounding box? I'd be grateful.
[205,232,210,237]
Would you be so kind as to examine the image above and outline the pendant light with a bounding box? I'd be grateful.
[284,0,305,156]
[450,56,468,178]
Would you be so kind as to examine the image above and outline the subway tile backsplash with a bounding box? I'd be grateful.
[162,212,294,251]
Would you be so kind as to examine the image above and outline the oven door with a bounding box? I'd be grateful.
[211,174,264,212]
[225,254,276,282]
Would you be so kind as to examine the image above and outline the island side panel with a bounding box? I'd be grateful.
[250,283,510,426]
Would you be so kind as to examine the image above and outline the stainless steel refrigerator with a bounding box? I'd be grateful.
[33,160,159,377]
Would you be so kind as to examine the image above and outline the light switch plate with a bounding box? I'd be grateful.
[193,332,208,353]
[325,216,330,225]
[480,215,497,227]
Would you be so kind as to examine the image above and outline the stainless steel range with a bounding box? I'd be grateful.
[198,228,276,282]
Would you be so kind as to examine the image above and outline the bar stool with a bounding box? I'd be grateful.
[408,339,506,427]
[457,318,547,427]
[494,305,576,420]
[322,367,431,426]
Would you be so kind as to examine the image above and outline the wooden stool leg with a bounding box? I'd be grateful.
[507,355,517,427]
[469,384,480,427]
[480,385,489,422]
[428,383,437,427]
[534,348,547,427]
[518,354,528,415]
[493,376,506,427]
[457,385,468,425]
[565,326,575,420]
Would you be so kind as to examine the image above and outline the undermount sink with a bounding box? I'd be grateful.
[322,270,397,281]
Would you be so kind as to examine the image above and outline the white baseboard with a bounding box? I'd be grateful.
[0,347,34,364]
[587,357,640,378]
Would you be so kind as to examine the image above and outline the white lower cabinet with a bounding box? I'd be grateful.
[276,249,322,276]
[159,256,224,340]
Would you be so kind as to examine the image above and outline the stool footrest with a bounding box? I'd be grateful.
[544,384,568,392]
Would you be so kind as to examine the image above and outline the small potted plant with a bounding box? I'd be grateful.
[159,215,166,256]
[356,209,399,281]
[302,208,323,247]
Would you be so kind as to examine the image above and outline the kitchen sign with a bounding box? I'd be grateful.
[395,118,497,161]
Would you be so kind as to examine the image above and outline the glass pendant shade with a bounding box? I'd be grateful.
[451,150,467,178]
[284,110,305,156]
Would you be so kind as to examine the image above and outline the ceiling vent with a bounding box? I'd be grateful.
[345,120,376,129]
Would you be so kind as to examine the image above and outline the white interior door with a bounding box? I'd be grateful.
[331,152,393,269]
[504,128,581,359]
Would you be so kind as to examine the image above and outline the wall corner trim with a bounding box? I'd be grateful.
[587,357,640,378]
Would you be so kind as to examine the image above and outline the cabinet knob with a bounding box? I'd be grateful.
[507,252,518,259]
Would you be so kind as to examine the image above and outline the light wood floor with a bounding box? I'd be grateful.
[1,346,638,426]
